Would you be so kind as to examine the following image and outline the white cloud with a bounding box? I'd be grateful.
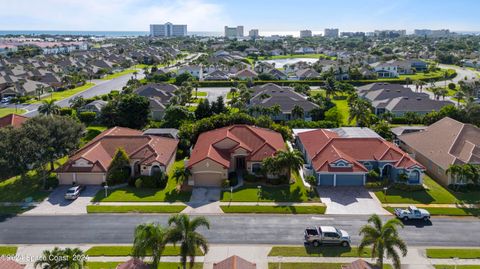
[0,0,229,31]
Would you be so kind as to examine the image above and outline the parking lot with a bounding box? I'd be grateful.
[23,185,101,215]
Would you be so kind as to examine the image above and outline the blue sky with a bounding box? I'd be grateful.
[0,0,479,33]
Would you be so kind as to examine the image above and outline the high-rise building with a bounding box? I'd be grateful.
[340,32,366,37]
[324,28,339,38]
[414,29,451,37]
[224,26,244,39]
[249,29,259,38]
[300,30,312,38]
[374,30,406,38]
[150,22,187,37]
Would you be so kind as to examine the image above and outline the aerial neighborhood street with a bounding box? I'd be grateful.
[1,1,480,269]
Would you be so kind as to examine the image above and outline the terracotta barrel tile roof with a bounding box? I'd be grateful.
[0,113,28,128]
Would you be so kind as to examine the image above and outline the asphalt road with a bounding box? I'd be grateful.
[0,214,478,246]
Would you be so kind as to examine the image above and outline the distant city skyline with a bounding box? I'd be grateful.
[1,0,480,33]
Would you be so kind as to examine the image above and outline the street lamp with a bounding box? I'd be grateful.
[383,187,388,202]
[230,186,233,202]
[453,257,458,269]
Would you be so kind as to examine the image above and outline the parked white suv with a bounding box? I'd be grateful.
[64,185,86,200]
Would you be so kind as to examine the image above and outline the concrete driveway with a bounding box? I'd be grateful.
[23,185,101,215]
[182,187,223,214]
[199,87,230,102]
[317,187,390,215]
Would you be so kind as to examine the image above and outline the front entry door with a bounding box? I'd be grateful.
[236,156,246,170]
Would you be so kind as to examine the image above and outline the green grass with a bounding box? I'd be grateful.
[268,246,371,258]
[269,264,392,269]
[433,264,480,269]
[384,206,480,216]
[0,206,32,216]
[30,83,95,104]
[86,262,203,269]
[0,246,17,255]
[195,91,207,97]
[0,108,26,117]
[221,172,318,202]
[85,245,203,256]
[374,175,480,204]
[427,248,480,259]
[92,160,191,202]
[87,205,186,213]
[257,53,334,60]
[102,69,137,80]
[81,125,108,145]
[220,205,326,214]
[309,90,351,125]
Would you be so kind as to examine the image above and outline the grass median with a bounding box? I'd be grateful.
[427,248,480,259]
[86,205,186,214]
[220,205,326,214]
[87,262,203,269]
[86,245,203,256]
[0,246,17,255]
[268,246,371,257]
[0,108,26,117]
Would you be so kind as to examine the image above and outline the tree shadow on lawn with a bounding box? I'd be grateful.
[302,244,369,257]
[381,188,437,204]
[258,185,304,202]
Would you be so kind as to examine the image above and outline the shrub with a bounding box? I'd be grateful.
[78,111,97,125]
[367,169,380,181]
[135,178,143,188]
[222,179,230,188]
[393,183,425,191]
[366,181,385,188]
[45,175,59,189]
[59,107,73,116]
[244,173,260,182]
[107,169,130,185]
[136,171,168,189]
[448,183,480,192]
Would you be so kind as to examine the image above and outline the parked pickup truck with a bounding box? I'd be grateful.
[394,206,430,221]
[304,226,351,247]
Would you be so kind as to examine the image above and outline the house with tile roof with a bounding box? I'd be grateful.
[249,83,319,121]
[213,255,256,269]
[186,125,286,187]
[57,127,178,185]
[0,258,25,269]
[398,117,480,186]
[0,113,28,128]
[134,83,177,120]
[297,128,424,186]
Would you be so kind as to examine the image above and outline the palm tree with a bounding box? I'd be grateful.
[38,99,60,115]
[291,105,304,120]
[358,214,407,269]
[269,104,282,118]
[132,223,168,269]
[348,98,372,127]
[167,214,210,269]
[274,150,304,181]
[324,76,337,99]
[453,90,465,106]
[61,248,86,269]
[173,167,191,185]
[34,247,64,269]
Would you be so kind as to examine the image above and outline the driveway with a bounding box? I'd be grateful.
[182,187,223,214]
[199,87,230,102]
[317,187,390,215]
[23,185,101,215]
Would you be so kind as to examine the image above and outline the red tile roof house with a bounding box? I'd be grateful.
[186,125,286,187]
[296,129,424,186]
[0,113,28,128]
[57,127,178,185]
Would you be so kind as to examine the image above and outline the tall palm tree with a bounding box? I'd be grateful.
[34,247,64,269]
[291,105,304,120]
[61,248,86,269]
[38,99,60,116]
[274,150,304,181]
[348,98,372,127]
[358,214,407,269]
[132,223,168,269]
[453,90,465,107]
[167,214,210,269]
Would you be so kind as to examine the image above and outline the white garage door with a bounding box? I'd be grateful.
[76,173,104,185]
[194,173,223,187]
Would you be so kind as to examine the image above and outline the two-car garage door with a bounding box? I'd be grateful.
[318,174,364,186]
[58,173,105,185]
[193,173,223,187]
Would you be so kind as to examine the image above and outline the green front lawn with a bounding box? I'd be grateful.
[373,175,473,204]
[427,248,480,259]
[269,264,392,269]
[220,205,326,214]
[92,160,191,202]
[221,173,318,202]
[195,91,207,97]
[86,262,203,269]
[0,246,17,255]
[331,98,351,125]
[87,205,186,214]
[433,264,480,269]
[31,83,95,104]
[268,246,371,257]
[0,206,32,216]
[86,245,203,256]
[102,69,137,80]
[0,108,26,117]
[384,206,480,217]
